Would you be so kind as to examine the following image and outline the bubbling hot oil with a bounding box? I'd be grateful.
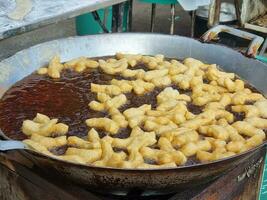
[0,56,260,164]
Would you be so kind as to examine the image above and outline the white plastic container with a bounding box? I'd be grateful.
[178,0,211,11]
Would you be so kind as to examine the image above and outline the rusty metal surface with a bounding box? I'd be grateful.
[0,0,127,40]
[0,149,265,199]
[0,33,267,194]
[192,153,265,200]
[19,145,265,195]
[201,25,264,57]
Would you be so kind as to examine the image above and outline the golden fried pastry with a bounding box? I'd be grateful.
[116,52,142,67]
[25,54,267,168]
[123,104,151,128]
[31,134,67,149]
[109,108,128,128]
[91,83,122,96]
[85,118,120,135]
[121,69,146,79]
[23,139,54,156]
[22,113,68,137]
[99,58,128,75]
[231,105,260,118]
[199,125,230,140]
[144,69,169,81]
[231,90,263,105]
[131,79,155,95]
[65,148,102,164]
[67,136,101,149]
[110,79,133,93]
[93,136,127,167]
[157,87,191,104]
[254,99,267,118]
[64,57,99,72]
[47,56,64,78]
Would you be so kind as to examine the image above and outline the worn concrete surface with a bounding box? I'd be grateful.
[0,1,192,60]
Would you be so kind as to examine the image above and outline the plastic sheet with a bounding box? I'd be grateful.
[178,0,211,11]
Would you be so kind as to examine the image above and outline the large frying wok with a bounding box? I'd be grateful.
[0,32,267,195]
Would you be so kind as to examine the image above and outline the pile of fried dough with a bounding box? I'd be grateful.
[22,53,266,169]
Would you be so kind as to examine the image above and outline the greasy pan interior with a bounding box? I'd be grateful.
[0,33,267,194]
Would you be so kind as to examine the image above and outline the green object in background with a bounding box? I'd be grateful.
[139,0,178,4]
[245,54,267,200]
[76,3,129,35]
[256,55,267,64]
[76,8,112,35]
[123,2,129,32]
[256,55,267,200]
[259,154,267,200]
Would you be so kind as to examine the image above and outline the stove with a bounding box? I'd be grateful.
[0,149,265,200]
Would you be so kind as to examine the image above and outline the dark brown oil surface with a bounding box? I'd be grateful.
[0,59,167,141]
[0,56,263,165]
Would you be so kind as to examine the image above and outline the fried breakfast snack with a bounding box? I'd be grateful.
[22,113,68,137]
[21,53,266,169]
